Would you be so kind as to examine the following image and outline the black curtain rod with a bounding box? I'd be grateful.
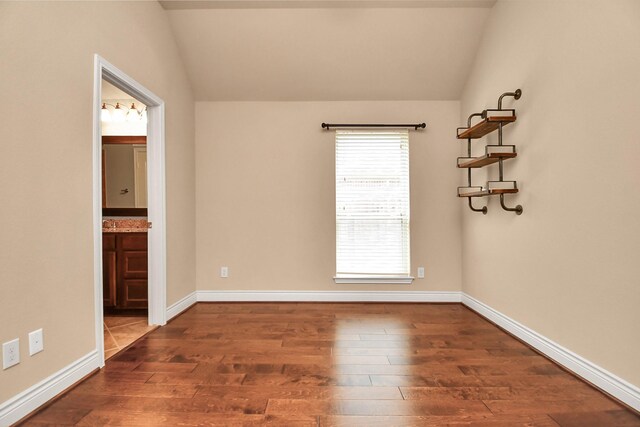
[322,123,426,131]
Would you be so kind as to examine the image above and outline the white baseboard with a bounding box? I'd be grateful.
[166,291,197,321]
[462,293,640,411]
[196,290,461,303]
[0,350,99,426]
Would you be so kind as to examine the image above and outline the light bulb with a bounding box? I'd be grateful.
[100,103,111,122]
[126,103,139,122]
[112,103,126,122]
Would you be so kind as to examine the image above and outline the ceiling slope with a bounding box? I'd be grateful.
[165,3,492,101]
[161,0,496,10]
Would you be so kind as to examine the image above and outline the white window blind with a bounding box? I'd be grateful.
[335,129,411,280]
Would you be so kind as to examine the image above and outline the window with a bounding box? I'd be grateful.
[334,129,412,284]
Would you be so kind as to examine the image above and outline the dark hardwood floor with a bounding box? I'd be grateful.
[23,303,640,426]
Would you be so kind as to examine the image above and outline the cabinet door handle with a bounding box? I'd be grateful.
[147,221,153,229]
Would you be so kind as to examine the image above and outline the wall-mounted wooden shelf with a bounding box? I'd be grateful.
[457,152,517,168]
[456,91,523,215]
[457,114,516,140]
[458,188,519,198]
[458,181,519,198]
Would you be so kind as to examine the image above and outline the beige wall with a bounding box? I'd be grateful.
[461,0,640,386]
[196,101,462,292]
[0,1,195,402]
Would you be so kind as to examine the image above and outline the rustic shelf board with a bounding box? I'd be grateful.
[457,116,517,140]
[458,152,517,168]
[458,188,519,198]
[458,190,489,198]
[488,188,519,194]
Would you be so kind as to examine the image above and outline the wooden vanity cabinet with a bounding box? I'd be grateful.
[103,234,117,307]
[103,232,148,310]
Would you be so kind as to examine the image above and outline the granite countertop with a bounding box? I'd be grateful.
[102,219,150,233]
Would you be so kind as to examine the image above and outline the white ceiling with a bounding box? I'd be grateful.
[163,0,494,101]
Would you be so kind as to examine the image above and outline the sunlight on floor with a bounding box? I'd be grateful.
[332,311,413,424]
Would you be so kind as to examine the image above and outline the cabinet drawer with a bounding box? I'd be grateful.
[119,233,148,250]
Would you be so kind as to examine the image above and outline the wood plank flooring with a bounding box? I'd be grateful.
[23,303,640,426]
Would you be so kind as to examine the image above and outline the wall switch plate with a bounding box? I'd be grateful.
[417,267,425,279]
[3,338,20,369]
[29,329,44,356]
[220,266,229,278]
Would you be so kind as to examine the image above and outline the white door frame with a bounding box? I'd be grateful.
[92,55,167,367]
[133,145,147,208]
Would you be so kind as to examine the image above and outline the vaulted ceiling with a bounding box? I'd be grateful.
[161,0,494,101]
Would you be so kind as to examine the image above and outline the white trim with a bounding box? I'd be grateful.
[197,290,461,303]
[133,145,147,208]
[92,54,167,370]
[0,351,99,426]
[92,56,106,368]
[166,291,197,321]
[461,293,640,411]
[334,276,415,284]
[146,101,167,326]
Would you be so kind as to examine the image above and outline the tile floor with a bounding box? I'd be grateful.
[103,315,156,360]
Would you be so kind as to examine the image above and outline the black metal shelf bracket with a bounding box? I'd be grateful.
[498,89,522,109]
[496,89,523,215]
[469,198,488,214]
[465,112,487,214]
[500,193,523,215]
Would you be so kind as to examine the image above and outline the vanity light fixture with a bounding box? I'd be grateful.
[101,102,147,123]
[100,103,111,122]
[126,103,140,122]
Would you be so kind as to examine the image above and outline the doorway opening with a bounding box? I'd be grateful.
[93,55,167,367]
[101,81,153,360]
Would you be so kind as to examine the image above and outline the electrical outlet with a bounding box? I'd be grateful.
[220,266,229,278]
[3,338,20,369]
[29,329,44,356]
[417,267,425,279]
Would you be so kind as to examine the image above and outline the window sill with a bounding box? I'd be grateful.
[334,275,414,284]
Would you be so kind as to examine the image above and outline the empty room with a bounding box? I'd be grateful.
[0,0,639,425]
